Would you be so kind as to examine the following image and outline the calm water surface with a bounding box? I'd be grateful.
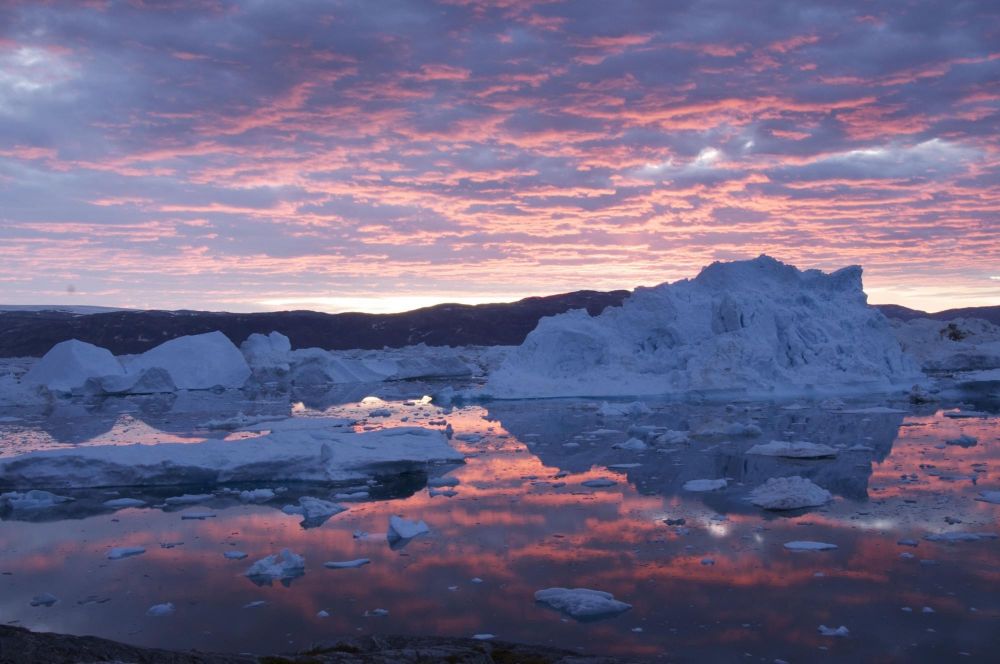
[1,383,998,662]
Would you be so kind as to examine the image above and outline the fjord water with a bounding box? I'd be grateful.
[1,385,997,662]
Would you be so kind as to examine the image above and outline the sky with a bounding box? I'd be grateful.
[0,0,998,314]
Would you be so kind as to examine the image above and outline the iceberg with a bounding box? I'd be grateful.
[0,426,462,489]
[892,317,1000,373]
[241,331,292,375]
[23,339,125,393]
[534,587,631,621]
[124,331,250,390]
[0,490,73,511]
[387,515,430,544]
[748,476,832,510]
[281,497,346,528]
[485,256,921,398]
[245,549,305,585]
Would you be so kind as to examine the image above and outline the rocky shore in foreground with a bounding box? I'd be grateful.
[0,625,631,664]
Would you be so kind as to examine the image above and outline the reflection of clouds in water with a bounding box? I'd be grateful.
[0,395,996,660]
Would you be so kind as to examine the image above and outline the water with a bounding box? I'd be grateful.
[1,385,998,662]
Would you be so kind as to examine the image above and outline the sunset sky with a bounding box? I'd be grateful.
[0,0,997,313]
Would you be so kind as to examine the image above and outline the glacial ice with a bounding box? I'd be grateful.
[23,339,125,393]
[245,549,305,585]
[387,515,430,543]
[146,602,175,617]
[241,331,292,375]
[484,256,921,398]
[892,317,1000,373]
[534,587,632,621]
[748,476,832,510]
[0,426,462,489]
[281,496,347,528]
[0,490,73,510]
[124,331,251,390]
[683,478,728,492]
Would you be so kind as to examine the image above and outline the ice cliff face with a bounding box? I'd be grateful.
[485,256,922,398]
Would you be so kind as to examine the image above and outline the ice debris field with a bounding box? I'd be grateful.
[0,257,998,662]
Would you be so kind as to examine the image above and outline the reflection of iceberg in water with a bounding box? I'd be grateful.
[485,399,904,504]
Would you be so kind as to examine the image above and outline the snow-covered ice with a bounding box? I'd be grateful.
[0,426,461,489]
[23,339,125,393]
[892,317,1000,373]
[748,476,832,510]
[534,587,632,621]
[484,256,921,398]
[124,331,251,391]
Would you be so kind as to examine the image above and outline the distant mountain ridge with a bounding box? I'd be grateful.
[0,292,995,357]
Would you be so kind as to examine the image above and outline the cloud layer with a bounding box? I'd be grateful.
[1,0,998,312]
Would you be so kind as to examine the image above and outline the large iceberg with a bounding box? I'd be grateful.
[485,256,921,398]
[22,339,125,393]
[0,426,462,489]
[891,317,1000,373]
[124,331,251,390]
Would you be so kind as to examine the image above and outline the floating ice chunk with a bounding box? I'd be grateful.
[429,488,457,497]
[317,610,330,618]
[746,441,837,458]
[241,331,292,374]
[748,476,832,510]
[23,339,125,393]
[472,634,495,640]
[608,463,641,469]
[923,532,997,542]
[125,331,250,390]
[683,478,728,492]
[102,497,146,509]
[428,476,460,488]
[654,430,690,445]
[455,433,482,442]
[224,551,248,560]
[613,438,648,451]
[242,600,267,609]
[0,426,461,489]
[700,558,715,566]
[239,488,276,503]
[164,494,213,506]
[281,497,346,528]
[597,402,651,418]
[368,608,389,617]
[975,491,1000,504]
[0,490,73,510]
[245,549,305,584]
[368,408,392,418]
[534,587,632,621]
[239,416,355,433]
[945,435,977,448]
[29,593,57,607]
[582,478,617,488]
[784,541,838,551]
[324,558,371,569]
[387,515,430,545]
[818,625,849,637]
[146,602,174,617]
[107,546,145,560]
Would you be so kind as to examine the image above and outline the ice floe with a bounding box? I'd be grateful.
[245,549,305,585]
[748,476,832,510]
[923,532,997,542]
[29,593,57,607]
[281,497,346,528]
[534,587,632,621]
[146,602,175,617]
[107,546,145,560]
[0,426,461,489]
[388,515,430,542]
[0,490,73,511]
[746,441,837,458]
[324,558,371,569]
[485,256,921,398]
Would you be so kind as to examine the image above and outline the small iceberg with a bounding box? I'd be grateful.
[387,515,430,547]
[534,587,632,622]
[324,558,371,569]
[748,476,832,510]
[784,541,838,551]
[245,549,305,586]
